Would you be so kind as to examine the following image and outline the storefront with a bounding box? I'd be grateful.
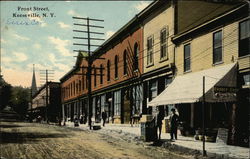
[148,63,238,143]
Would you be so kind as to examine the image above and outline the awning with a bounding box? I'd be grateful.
[148,63,237,106]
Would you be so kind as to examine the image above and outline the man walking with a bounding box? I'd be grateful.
[170,108,179,140]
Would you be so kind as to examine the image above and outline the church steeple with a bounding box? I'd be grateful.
[31,64,37,96]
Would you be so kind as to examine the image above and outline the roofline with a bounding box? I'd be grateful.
[93,0,165,55]
[172,3,247,42]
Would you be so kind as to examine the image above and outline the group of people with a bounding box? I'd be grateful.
[73,108,178,141]
[156,108,179,141]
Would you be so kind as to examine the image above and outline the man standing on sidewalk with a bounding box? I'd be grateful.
[102,111,107,127]
[170,108,179,141]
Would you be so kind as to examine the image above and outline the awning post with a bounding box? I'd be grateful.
[202,76,207,156]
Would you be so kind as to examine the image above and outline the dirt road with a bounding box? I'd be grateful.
[0,113,193,159]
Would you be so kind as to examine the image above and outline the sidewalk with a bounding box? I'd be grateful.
[65,122,249,159]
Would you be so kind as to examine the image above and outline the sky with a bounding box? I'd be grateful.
[0,1,152,88]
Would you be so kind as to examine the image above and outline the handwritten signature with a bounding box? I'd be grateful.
[6,18,42,26]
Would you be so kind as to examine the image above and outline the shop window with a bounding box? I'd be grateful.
[239,19,250,57]
[115,55,118,79]
[243,73,250,86]
[147,36,153,66]
[123,50,127,75]
[100,64,103,84]
[213,30,222,64]
[114,90,121,116]
[150,80,157,100]
[184,44,191,72]
[132,85,143,115]
[107,60,110,81]
[92,97,96,118]
[165,77,172,88]
[134,43,139,70]
[160,28,168,60]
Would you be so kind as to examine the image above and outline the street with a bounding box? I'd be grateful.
[0,112,193,159]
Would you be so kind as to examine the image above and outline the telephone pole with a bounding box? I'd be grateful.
[40,69,54,122]
[73,17,104,129]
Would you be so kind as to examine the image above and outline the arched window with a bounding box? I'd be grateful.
[93,66,97,87]
[123,50,127,75]
[134,43,139,70]
[115,55,118,78]
[107,60,110,81]
[100,64,103,84]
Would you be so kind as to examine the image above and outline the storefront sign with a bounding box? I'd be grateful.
[216,128,228,144]
[213,86,237,100]
[214,86,238,93]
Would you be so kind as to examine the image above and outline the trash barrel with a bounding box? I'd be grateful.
[140,121,157,142]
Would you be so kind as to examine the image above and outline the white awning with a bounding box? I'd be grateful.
[148,63,237,106]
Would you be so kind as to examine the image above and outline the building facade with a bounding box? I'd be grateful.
[31,82,61,122]
[149,0,249,147]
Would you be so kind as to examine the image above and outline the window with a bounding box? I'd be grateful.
[134,43,139,70]
[123,50,127,75]
[100,94,106,113]
[82,74,84,90]
[165,77,172,88]
[107,60,110,81]
[73,82,75,95]
[160,28,168,59]
[184,44,191,72]
[70,83,72,96]
[114,90,121,116]
[150,80,157,101]
[94,66,97,87]
[79,80,81,92]
[115,55,118,78]
[100,64,103,84]
[213,30,222,64]
[147,36,153,65]
[243,73,250,86]
[132,85,143,115]
[239,19,250,57]
[92,97,96,118]
[76,81,78,93]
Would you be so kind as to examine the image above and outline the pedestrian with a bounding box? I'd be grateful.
[80,115,84,124]
[170,108,179,141]
[74,114,79,127]
[101,111,107,127]
[156,109,165,140]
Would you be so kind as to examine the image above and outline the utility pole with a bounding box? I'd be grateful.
[73,17,104,129]
[40,69,54,122]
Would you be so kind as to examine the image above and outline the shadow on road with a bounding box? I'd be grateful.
[0,131,68,144]
[150,139,172,147]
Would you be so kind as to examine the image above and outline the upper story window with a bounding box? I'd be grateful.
[79,80,82,92]
[115,55,118,79]
[100,64,103,84]
[107,60,110,81]
[213,30,222,64]
[76,81,78,93]
[93,66,97,87]
[73,81,75,95]
[123,50,127,75]
[147,36,153,66]
[184,44,191,72]
[239,19,250,57]
[134,43,139,70]
[160,28,168,60]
